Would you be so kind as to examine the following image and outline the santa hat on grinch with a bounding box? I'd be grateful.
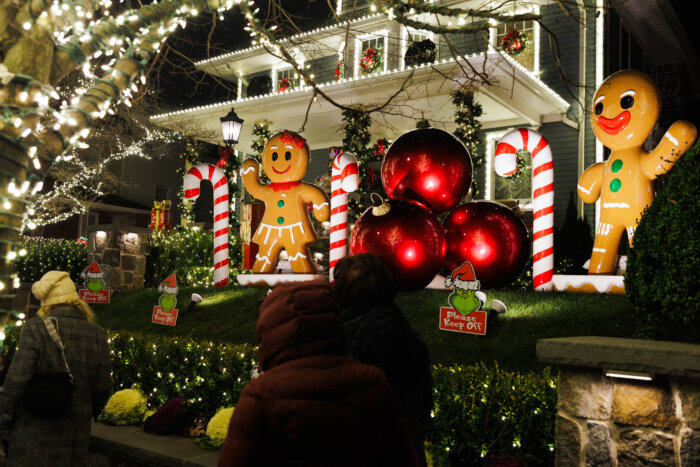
[444,261,480,291]
[158,273,178,295]
[82,261,103,279]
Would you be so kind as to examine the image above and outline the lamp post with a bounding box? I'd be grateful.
[220,108,244,146]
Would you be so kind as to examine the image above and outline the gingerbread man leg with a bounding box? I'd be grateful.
[252,226,284,273]
[588,219,625,274]
[285,242,315,273]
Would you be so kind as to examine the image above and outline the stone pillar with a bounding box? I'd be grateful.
[537,337,700,466]
[88,225,148,292]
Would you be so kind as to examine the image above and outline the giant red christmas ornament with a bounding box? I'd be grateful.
[382,128,472,213]
[443,201,529,288]
[350,199,446,291]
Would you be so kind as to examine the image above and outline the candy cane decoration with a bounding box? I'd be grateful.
[184,163,229,287]
[495,129,554,291]
[329,151,359,281]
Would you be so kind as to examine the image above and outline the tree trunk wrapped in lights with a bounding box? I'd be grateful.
[0,0,252,315]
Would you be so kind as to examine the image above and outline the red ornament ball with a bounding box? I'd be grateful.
[443,201,530,288]
[350,199,446,291]
[382,128,472,214]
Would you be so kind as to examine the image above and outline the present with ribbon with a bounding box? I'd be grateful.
[150,200,173,231]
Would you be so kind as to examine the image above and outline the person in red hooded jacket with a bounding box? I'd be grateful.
[218,281,418,467]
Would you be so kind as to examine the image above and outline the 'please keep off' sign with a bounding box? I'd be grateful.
[439,307,487,336]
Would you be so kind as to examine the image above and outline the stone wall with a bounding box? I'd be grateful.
[87,226,148,292]
[537,336,700,466]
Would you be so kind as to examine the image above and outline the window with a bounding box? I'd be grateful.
[402,28,436,69]
[494,19,536,71]
[275,67,301,92]
[355,31,387,77]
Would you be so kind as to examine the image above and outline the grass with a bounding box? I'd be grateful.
[94,285,637,372]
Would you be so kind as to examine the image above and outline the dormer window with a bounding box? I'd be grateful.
[401,27,436,69]
[491,19,538,72]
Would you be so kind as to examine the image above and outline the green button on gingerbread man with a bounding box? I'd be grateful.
[577,70,697,274]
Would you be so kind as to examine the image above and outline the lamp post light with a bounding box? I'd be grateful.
[220,108,244,146]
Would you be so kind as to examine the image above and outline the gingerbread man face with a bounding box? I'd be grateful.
[261,131,309,183]
[591,69,661,149]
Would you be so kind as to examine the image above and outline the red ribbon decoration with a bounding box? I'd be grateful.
[268,180,301,192]
[279,131,306,149]
[217,145,233,168]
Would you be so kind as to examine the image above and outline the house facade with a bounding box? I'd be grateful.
[151,0,697,233]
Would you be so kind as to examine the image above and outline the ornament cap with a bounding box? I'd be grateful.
[370,193,391,216]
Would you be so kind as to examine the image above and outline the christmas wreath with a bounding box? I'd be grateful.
[277,77,293,93]
[500,29,528,56]
[334,60,344,80]
[360,47,382,75]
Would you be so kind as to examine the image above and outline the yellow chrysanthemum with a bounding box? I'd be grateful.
[206,407,235,445]
[100,388,148,425]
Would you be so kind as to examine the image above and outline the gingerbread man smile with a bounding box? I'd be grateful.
[272,165,291,174]
[597,111,630,135]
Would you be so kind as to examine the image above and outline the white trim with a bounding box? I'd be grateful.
[354,29,388,78]
[595,0,605,226]
[485,130,508,200]
[335,0,342,16]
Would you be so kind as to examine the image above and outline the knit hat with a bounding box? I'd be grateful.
[444,261,480,291]
[158,273,178,295]
[32,270,80,307]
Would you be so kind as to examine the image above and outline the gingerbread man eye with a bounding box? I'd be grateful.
[272,152,279,161]
[594,102,603,116]
[285,151,292,161]
[620,95,634,109]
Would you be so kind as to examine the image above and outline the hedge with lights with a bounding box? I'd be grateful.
[425,363,556,466]
[14,236,88,284]
[145,228,241,287]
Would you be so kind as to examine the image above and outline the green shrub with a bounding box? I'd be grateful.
[1,327,256,420]
[426,363,556,465]
[14,237,88,283]
[145,228,242,287]
[625,142,700,341]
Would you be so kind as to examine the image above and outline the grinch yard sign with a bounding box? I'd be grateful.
[439,261,487,335]
[152,273,179,326]
[79,262,110,303]
[151,273,178,326]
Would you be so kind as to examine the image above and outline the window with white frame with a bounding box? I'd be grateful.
[356,32,387,77]
[274,67,301,92]
[493,19,537,71]
[485,131,532,204]
[402,28,436,69]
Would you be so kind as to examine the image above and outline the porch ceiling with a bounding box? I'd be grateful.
[151,52,569,151]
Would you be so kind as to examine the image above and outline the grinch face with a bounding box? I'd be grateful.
[448,288,480,316]
[86,277,105,293]
[159,293,177,312]
[261,132,309,183]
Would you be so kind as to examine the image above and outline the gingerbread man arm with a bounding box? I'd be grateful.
[642,121,698,179]
[577,162,605,204]
[240,159,269,200]
[301,185,330,222]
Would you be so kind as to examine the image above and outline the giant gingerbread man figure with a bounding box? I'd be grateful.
[578,70,697,274]
[240,131,330,273]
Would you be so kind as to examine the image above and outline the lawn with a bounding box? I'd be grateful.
[95,285,637,372]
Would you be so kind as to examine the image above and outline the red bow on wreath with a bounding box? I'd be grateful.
[277,77,292,93]
[374,139,387,159]
[361,48,377,67]
[280,131,307,149]
[217,145,234,168]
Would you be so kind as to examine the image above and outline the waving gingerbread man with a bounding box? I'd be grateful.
[578,70,697,274]
[240,131,330,273]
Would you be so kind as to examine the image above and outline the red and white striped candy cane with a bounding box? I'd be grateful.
[184,163,229,287]
[329,151,359,281]
[495,129,554,291]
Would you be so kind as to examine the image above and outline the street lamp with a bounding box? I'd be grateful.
[220,108,244,146]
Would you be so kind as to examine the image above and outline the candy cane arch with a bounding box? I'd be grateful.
[184,163,229,287]
[329,152,359,281]
[494,129,554,291]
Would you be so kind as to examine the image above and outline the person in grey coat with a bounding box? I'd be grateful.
[0,270,112,466]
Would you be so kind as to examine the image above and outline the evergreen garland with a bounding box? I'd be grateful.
[341,109,387,220]
[176,141,201,225]
[452,90,484,197]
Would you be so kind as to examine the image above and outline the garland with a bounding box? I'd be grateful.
[452,90,483,198]
[501,29,528,56]
[341,109,388,220]
[360,48,382,75]
[250,123,271,184]
[176,141,201,225]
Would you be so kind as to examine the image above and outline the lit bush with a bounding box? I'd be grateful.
[14,237,88,283]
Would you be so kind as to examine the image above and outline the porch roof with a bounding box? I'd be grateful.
[150,52,570,151]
